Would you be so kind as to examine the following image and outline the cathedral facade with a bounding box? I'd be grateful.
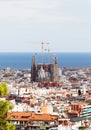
[31,56,58,82]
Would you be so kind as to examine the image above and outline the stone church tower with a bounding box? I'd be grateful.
[53,56,58,82]
[31,56,37,81]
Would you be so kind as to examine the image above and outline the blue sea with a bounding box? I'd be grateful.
[0,52,91,69]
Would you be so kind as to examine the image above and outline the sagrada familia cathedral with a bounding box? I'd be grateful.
[31,55,58,82]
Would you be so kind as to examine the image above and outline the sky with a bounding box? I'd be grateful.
[0,0,91,52]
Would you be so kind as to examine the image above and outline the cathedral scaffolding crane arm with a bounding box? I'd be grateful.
[41,41,49,64]
[44,48,50,64]
[32,41,49,64]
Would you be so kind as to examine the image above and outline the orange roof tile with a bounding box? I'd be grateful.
[50,91,65,95]
[73,102,88,106]
[8,112,31,121]
[8,112,58,122]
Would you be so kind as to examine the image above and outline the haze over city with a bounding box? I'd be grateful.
[0,0,90,52]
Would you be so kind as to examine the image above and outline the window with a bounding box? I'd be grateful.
[13,116,18,118]
[21,116,29,118]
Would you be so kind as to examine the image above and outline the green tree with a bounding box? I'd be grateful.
[0,82,15,130]
[0,82,8,97]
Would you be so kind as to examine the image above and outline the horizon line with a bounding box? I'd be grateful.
[0,51,91,53]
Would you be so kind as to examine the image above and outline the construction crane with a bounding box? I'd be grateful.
[45,48,50,64]
[41,41,49,64]
[32,41,49,64]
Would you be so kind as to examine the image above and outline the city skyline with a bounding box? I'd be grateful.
[0,0,91,52]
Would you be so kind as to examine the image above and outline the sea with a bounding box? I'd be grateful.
[0,52,91,69]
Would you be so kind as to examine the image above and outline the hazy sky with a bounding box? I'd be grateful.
[0,0,91,52]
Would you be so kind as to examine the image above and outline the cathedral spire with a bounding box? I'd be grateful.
[32,55,36,66]
[53,56,58,82]
[31,55,37,82]
[54,56,57,64]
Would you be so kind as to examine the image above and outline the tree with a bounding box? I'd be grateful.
[0,82,15,130]
[0,82,8,97]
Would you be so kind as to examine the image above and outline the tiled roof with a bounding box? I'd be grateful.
[8,112,58,121]
[74,102,88,106]
[49,91,65,95]
[8,112,31,121]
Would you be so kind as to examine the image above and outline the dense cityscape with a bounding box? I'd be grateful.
[0,0,90,129]
[0,53,91,130]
